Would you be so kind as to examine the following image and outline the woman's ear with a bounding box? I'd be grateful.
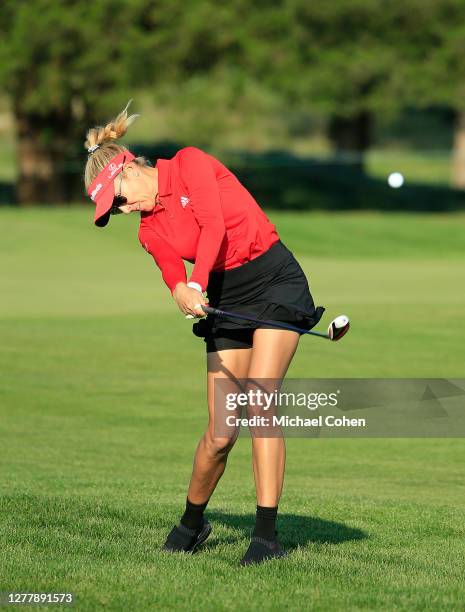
[124,163,140,178]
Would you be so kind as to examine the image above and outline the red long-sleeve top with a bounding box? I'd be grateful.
[138,146,280,294]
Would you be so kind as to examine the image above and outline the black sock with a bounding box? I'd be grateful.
[180,496,209,530]
[252,504,278,540]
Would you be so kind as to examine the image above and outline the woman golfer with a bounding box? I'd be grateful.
[84,101,325,566]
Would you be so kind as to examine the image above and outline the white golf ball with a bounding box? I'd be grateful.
[387,172,404,188]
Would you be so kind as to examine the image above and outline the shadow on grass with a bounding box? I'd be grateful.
[3,139,465,211]
[203,511,366,551]
[132,141,465,213]
[0,494,366,558]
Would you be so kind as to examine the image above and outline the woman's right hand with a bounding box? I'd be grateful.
[172,282,208,318]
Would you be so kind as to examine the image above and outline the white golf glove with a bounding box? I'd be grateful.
[185,304,204,320]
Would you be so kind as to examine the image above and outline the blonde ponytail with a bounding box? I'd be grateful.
[83,99,147,191]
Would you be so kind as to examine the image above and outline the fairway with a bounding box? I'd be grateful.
[1,208,465,610]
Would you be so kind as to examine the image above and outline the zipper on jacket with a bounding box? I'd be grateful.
[156,198,174,219]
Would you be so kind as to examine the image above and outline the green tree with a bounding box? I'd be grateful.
[0,0,161,203]
[387,0,465,187]
[3,0,464,203]
[0,0,245,204]
[225,1,400,172]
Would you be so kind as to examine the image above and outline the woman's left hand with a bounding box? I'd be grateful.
[172,282,208,318]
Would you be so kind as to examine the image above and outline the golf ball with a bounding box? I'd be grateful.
[388,172,404,188]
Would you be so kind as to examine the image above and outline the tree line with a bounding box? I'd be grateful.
[1,0,465,204]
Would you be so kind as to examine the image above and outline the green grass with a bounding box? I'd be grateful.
[365,150,453,187]
[1,208,465,610]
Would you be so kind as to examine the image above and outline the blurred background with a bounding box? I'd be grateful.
[1,1,465,609]
[1,0,465,208]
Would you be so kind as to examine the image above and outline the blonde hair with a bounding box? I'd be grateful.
[83,99,150,191]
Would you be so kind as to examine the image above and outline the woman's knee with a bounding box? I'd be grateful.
[204,429,239,457]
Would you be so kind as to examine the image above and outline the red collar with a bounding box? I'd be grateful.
[155,159,172,196]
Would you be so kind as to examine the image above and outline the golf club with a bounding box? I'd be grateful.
[187,305,350,341]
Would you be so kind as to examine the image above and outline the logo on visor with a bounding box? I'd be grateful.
[107,162,123,179]
[180,196,190,208]
[90,183,103,201]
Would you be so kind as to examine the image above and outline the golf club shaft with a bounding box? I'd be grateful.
[200,305,330,339]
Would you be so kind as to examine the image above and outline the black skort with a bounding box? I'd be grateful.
[192,239,325,352]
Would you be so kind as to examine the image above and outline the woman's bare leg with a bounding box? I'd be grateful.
[246,329,300,507]
[186,346,253,503]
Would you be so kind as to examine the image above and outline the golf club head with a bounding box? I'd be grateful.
[327,315,350,341]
